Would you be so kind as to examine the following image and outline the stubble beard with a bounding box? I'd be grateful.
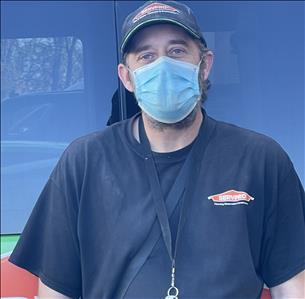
[143,102,201,132]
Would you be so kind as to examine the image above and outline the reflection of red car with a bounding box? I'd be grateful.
[1,255,38,299]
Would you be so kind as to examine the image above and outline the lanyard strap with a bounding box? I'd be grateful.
[114,111,215,299]
[138,115,204,265]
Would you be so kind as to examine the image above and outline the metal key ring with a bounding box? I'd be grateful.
[167,286,179,296]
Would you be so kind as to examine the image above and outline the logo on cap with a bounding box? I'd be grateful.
[132,2,180,23]
[208,190,254,206]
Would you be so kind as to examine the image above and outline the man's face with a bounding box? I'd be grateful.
[118,23,213,129]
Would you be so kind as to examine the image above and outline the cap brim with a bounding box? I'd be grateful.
[121,17,203,53]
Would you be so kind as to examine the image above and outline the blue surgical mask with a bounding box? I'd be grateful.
[130,56,201,124]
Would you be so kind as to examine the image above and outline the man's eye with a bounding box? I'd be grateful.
[170,48,186,56]
[139,53,154,61]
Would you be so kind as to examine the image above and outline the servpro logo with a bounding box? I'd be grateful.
[132,3,180,23]
[208,190,254,206]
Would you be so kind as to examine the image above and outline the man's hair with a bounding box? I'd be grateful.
[121,35,211,103]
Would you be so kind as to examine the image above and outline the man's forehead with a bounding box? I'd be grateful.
[130,23,194,49]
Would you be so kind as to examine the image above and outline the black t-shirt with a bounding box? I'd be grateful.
[9,111,305,298]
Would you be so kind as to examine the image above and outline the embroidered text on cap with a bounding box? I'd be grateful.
[132,2,180,23]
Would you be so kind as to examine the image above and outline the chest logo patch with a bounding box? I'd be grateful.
[208,190,254,206]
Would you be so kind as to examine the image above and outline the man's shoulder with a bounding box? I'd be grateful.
[212,117,281,148]
[57,118,132,166]
[209,116,292,165]
[67,118,130,153]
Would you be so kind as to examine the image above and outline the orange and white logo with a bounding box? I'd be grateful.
[208,190,254,206]
[132,3,180,23]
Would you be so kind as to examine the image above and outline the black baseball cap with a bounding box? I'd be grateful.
[120,1,207,53]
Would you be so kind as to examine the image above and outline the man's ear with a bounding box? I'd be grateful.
[118,63,134,92]
[202,50,214,80]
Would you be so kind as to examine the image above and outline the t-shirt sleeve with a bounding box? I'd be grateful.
[260,163,305,288]
[9,147,82,298]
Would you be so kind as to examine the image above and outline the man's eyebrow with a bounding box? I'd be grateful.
[131,39,190,54]
[132,44,153,54]
[167,39,189,46]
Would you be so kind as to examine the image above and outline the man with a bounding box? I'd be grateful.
[9,1,305,298]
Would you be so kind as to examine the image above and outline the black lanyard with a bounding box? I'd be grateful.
[139,114,206,298]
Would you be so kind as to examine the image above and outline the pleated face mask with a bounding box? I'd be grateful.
[130,56,201,124]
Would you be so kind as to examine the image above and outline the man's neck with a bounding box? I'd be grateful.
[133,108,203,153]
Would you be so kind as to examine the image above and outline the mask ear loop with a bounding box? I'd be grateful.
[198,51,211,91]
[125,64,137,93]
[125,64,133,78]
[198,55,205,67]
[196,56,206,103]
[197,55,205,76]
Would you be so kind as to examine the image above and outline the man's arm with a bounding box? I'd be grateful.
[38,279,72,299]
[270,270,305,299]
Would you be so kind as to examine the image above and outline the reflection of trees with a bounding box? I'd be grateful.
[51,37,64,91]
[1,37,83,99]
[65,37,77,89]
